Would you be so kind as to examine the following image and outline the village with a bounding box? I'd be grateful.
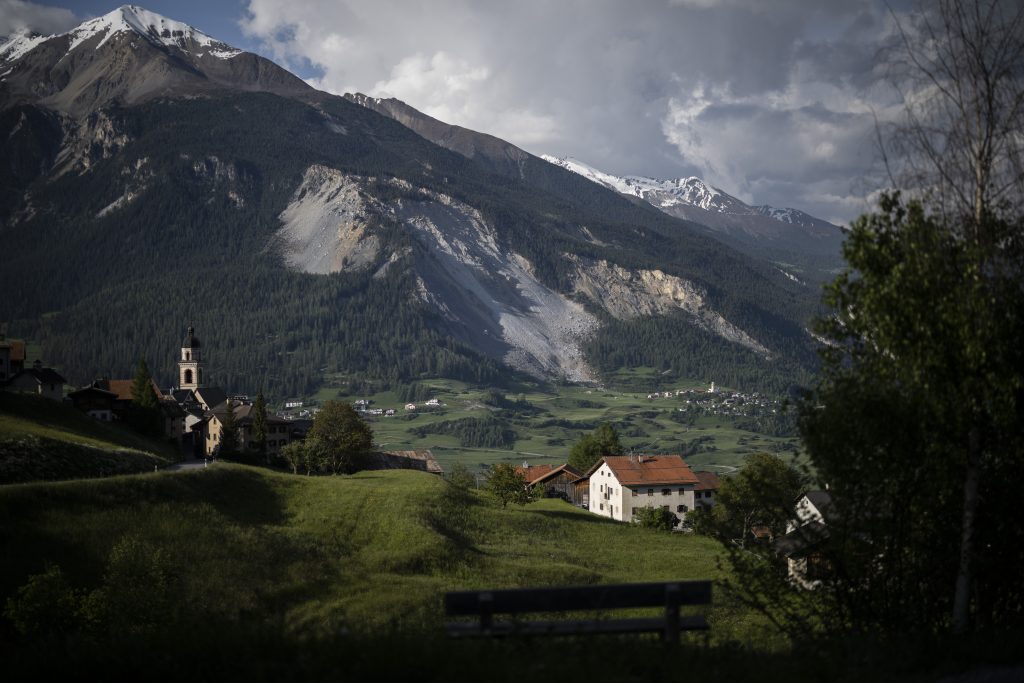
[1,324,831,588]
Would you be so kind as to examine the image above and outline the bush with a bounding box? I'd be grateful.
[633,506,678,531]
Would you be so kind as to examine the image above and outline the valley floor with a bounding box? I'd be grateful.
[312,373,800,473]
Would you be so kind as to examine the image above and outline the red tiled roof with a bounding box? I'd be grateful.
[514,464,557,481]
[105,378,161,401]
[694,471,721,490]
[599,455,699,486]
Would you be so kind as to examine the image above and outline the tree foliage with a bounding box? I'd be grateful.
[568,422,623,472]
[218,400,239,457]
[485,463,535,508]
[306,400,373,475]
[697,452,805,546]
[793,196,1024,634]
[252,392,269,463]
[446,462,476,490]
[127,356,161,436]
[708,1,1024,640]
[632,505,677,531]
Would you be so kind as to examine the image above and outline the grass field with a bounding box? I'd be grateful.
[0,392,178,483]
[3,459,1017,680]
[0,463,769,640]
[306,373,801,475]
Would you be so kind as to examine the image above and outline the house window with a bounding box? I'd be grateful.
[661,505,670,511]
[695,491,702,499]
[184,369,193,385]
[647,489,654,496]
[631,489,637,497]
[661,488,671,496]
[705,491,713,498]
[677,488,684,494]
[600,484,604,492]
[599,504,604,511]
[677,505,687,513]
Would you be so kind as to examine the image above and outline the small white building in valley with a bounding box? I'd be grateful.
[586,455,717,524]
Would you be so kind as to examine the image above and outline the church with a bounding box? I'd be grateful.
[168,324,292,459]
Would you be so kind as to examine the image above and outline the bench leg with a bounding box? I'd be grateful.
[664,585,680,643]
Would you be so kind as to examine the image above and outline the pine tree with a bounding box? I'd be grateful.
[128,357,160,436]
[252,392,269,464]
[219,400,239,458]
[130,357,157,409]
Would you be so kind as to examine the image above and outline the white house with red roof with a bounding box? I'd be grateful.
[585,455,718,523]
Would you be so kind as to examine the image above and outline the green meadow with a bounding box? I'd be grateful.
[2,464,1012,680]
[313,372,800,474]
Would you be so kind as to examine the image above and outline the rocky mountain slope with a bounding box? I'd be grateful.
[0,6,818,394]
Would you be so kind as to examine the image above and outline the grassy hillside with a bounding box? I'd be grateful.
[2,464,1018,680]
[0,393,176,483]
[0,464,759,637]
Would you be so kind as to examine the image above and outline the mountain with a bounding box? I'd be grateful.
[542,156,846,283]
[344,93,530,178]
[0,6,820,397]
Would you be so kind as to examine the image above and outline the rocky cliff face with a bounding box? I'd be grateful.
[273,165,774,379]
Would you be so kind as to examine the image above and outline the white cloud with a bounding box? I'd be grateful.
[0,0,77,36]
[239,0,905,223]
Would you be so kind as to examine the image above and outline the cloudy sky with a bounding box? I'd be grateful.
[4,0,916,224]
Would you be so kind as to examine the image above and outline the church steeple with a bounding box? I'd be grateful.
[178,322,202,389]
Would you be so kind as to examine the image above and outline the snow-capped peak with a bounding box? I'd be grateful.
[542,154,840,232]
[1,4,242,65]
[69,5,240,55]
[542,155,747,214]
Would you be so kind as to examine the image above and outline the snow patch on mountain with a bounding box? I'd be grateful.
[0,32,48,64]
[1,4,241,66]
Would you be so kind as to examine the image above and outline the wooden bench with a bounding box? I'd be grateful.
[444,580,711,643]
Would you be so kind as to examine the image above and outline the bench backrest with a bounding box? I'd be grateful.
[445,580,711,616]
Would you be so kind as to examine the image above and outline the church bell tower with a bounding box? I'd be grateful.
[179,323,202,390]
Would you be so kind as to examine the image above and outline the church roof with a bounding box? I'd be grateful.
[182,324,201,349]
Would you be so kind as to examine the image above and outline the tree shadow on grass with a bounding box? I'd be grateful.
[167,466,288,526]
[527,508,621,525]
